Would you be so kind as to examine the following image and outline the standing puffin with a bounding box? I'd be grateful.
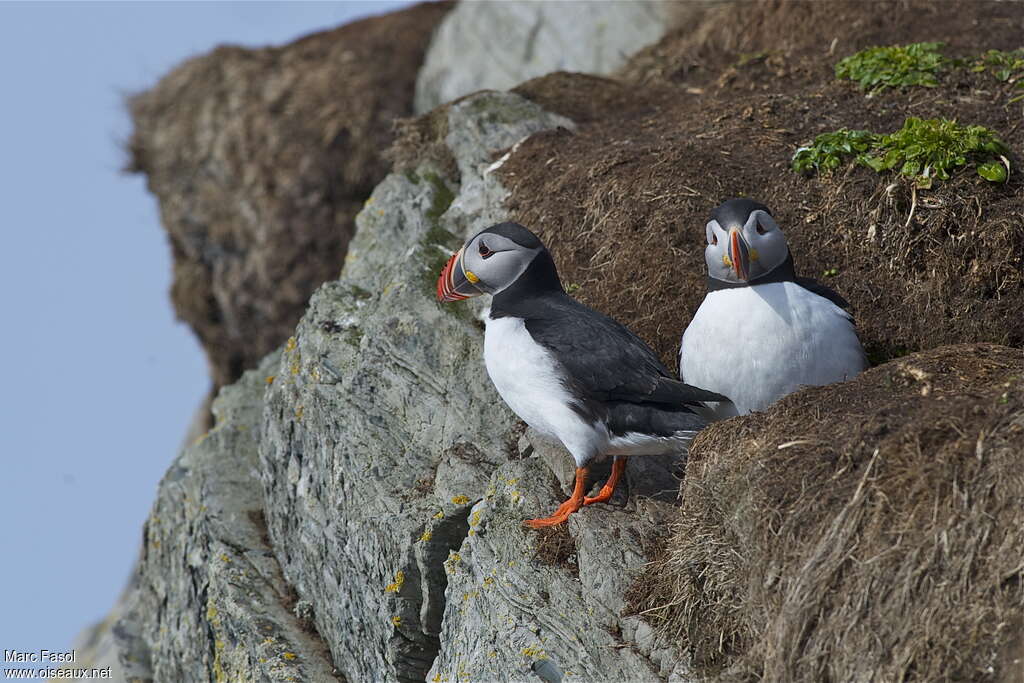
[680,198,867,420]
[438,222,726,528]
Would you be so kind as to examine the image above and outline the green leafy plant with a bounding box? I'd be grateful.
[792,118,1011,187]
[792,129,876,173]
[972,48,1024,82]
[971,49,1024,103]
[835,42,947,93]
[867,118,1010,186]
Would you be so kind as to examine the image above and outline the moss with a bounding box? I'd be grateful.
[343,327,364,347]
[467,92,544,126]
[352,285,372,301]
[423,171,456,228]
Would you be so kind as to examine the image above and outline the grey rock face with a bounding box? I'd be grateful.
[427,431,691,682]
[414,1,673,114]
[115,89,689,683]
[115,353,340,683]
[258,92,573,682]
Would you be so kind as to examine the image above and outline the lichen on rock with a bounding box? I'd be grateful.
[258,91,578,682]
[115,352,340,683]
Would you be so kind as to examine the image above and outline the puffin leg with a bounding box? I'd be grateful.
[583,456,627,505]
[523,467,588,529]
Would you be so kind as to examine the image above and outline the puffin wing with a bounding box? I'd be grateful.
[523,296,728,407]
[795,277,851,310]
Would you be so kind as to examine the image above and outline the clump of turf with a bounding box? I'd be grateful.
[793,117,1010,187]
[627,344,1024,681]
[835,42,947,93]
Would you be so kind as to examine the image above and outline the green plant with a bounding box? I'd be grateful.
[835,42,947,94]
[792,118,1011,187]
[867,118,1009,186]
[971,49,1024,103]
[792,129,877,173]
[972,48,1024,82]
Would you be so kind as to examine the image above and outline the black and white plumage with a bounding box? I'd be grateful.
[680,199,867,420]
[438,222,725,527]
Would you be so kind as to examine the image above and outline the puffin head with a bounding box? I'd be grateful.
[704,198,789,283]
[437,222,560,302]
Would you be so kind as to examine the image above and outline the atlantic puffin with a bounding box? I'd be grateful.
[680,198,867,420]
[437,222,726,528]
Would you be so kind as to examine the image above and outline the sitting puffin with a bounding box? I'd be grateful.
[437,222,726,528]
[680,198,867,420]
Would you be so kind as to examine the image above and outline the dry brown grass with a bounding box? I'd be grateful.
[504,0,1024,372]
[628,344,1024,680]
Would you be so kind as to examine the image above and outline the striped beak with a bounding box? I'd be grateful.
[728,228,750,281]
[437,247,483,302]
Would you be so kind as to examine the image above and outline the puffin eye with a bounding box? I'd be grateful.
[479,241,494,259]
[755,222,767,235]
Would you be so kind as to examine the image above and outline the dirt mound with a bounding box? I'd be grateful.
[623,0,1024,90]
[627,343,1024,680]
[503,0,1023,370]
[128,1,451,391]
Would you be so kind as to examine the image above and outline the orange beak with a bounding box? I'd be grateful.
[729,228,750,281]
[436,247,482,302]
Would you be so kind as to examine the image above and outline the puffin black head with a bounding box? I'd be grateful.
[705,198,789,283]
[437,222,560,302]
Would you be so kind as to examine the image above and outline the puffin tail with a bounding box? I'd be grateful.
[650,377,730,406]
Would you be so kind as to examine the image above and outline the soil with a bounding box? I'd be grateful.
[502,0,1024,371]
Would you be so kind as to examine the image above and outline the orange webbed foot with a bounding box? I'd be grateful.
[583,457,627,506]
[523,466,588,529]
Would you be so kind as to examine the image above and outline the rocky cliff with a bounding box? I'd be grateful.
[96,1,1024,681]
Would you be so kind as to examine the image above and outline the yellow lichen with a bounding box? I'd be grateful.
[419,530,433,542]
[295,406,304,420]
[521,646,548,660]
[385,570,405,593]
[285,337,297,352]
[469,510,481,527]
[265,375,276,385]
[451,495,470,505]
[444,553,462,575]
[433,510,445,520]
[282,652,297,661]
[391,616,402,627]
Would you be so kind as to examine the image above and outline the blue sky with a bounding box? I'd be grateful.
[0,0,413,662]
